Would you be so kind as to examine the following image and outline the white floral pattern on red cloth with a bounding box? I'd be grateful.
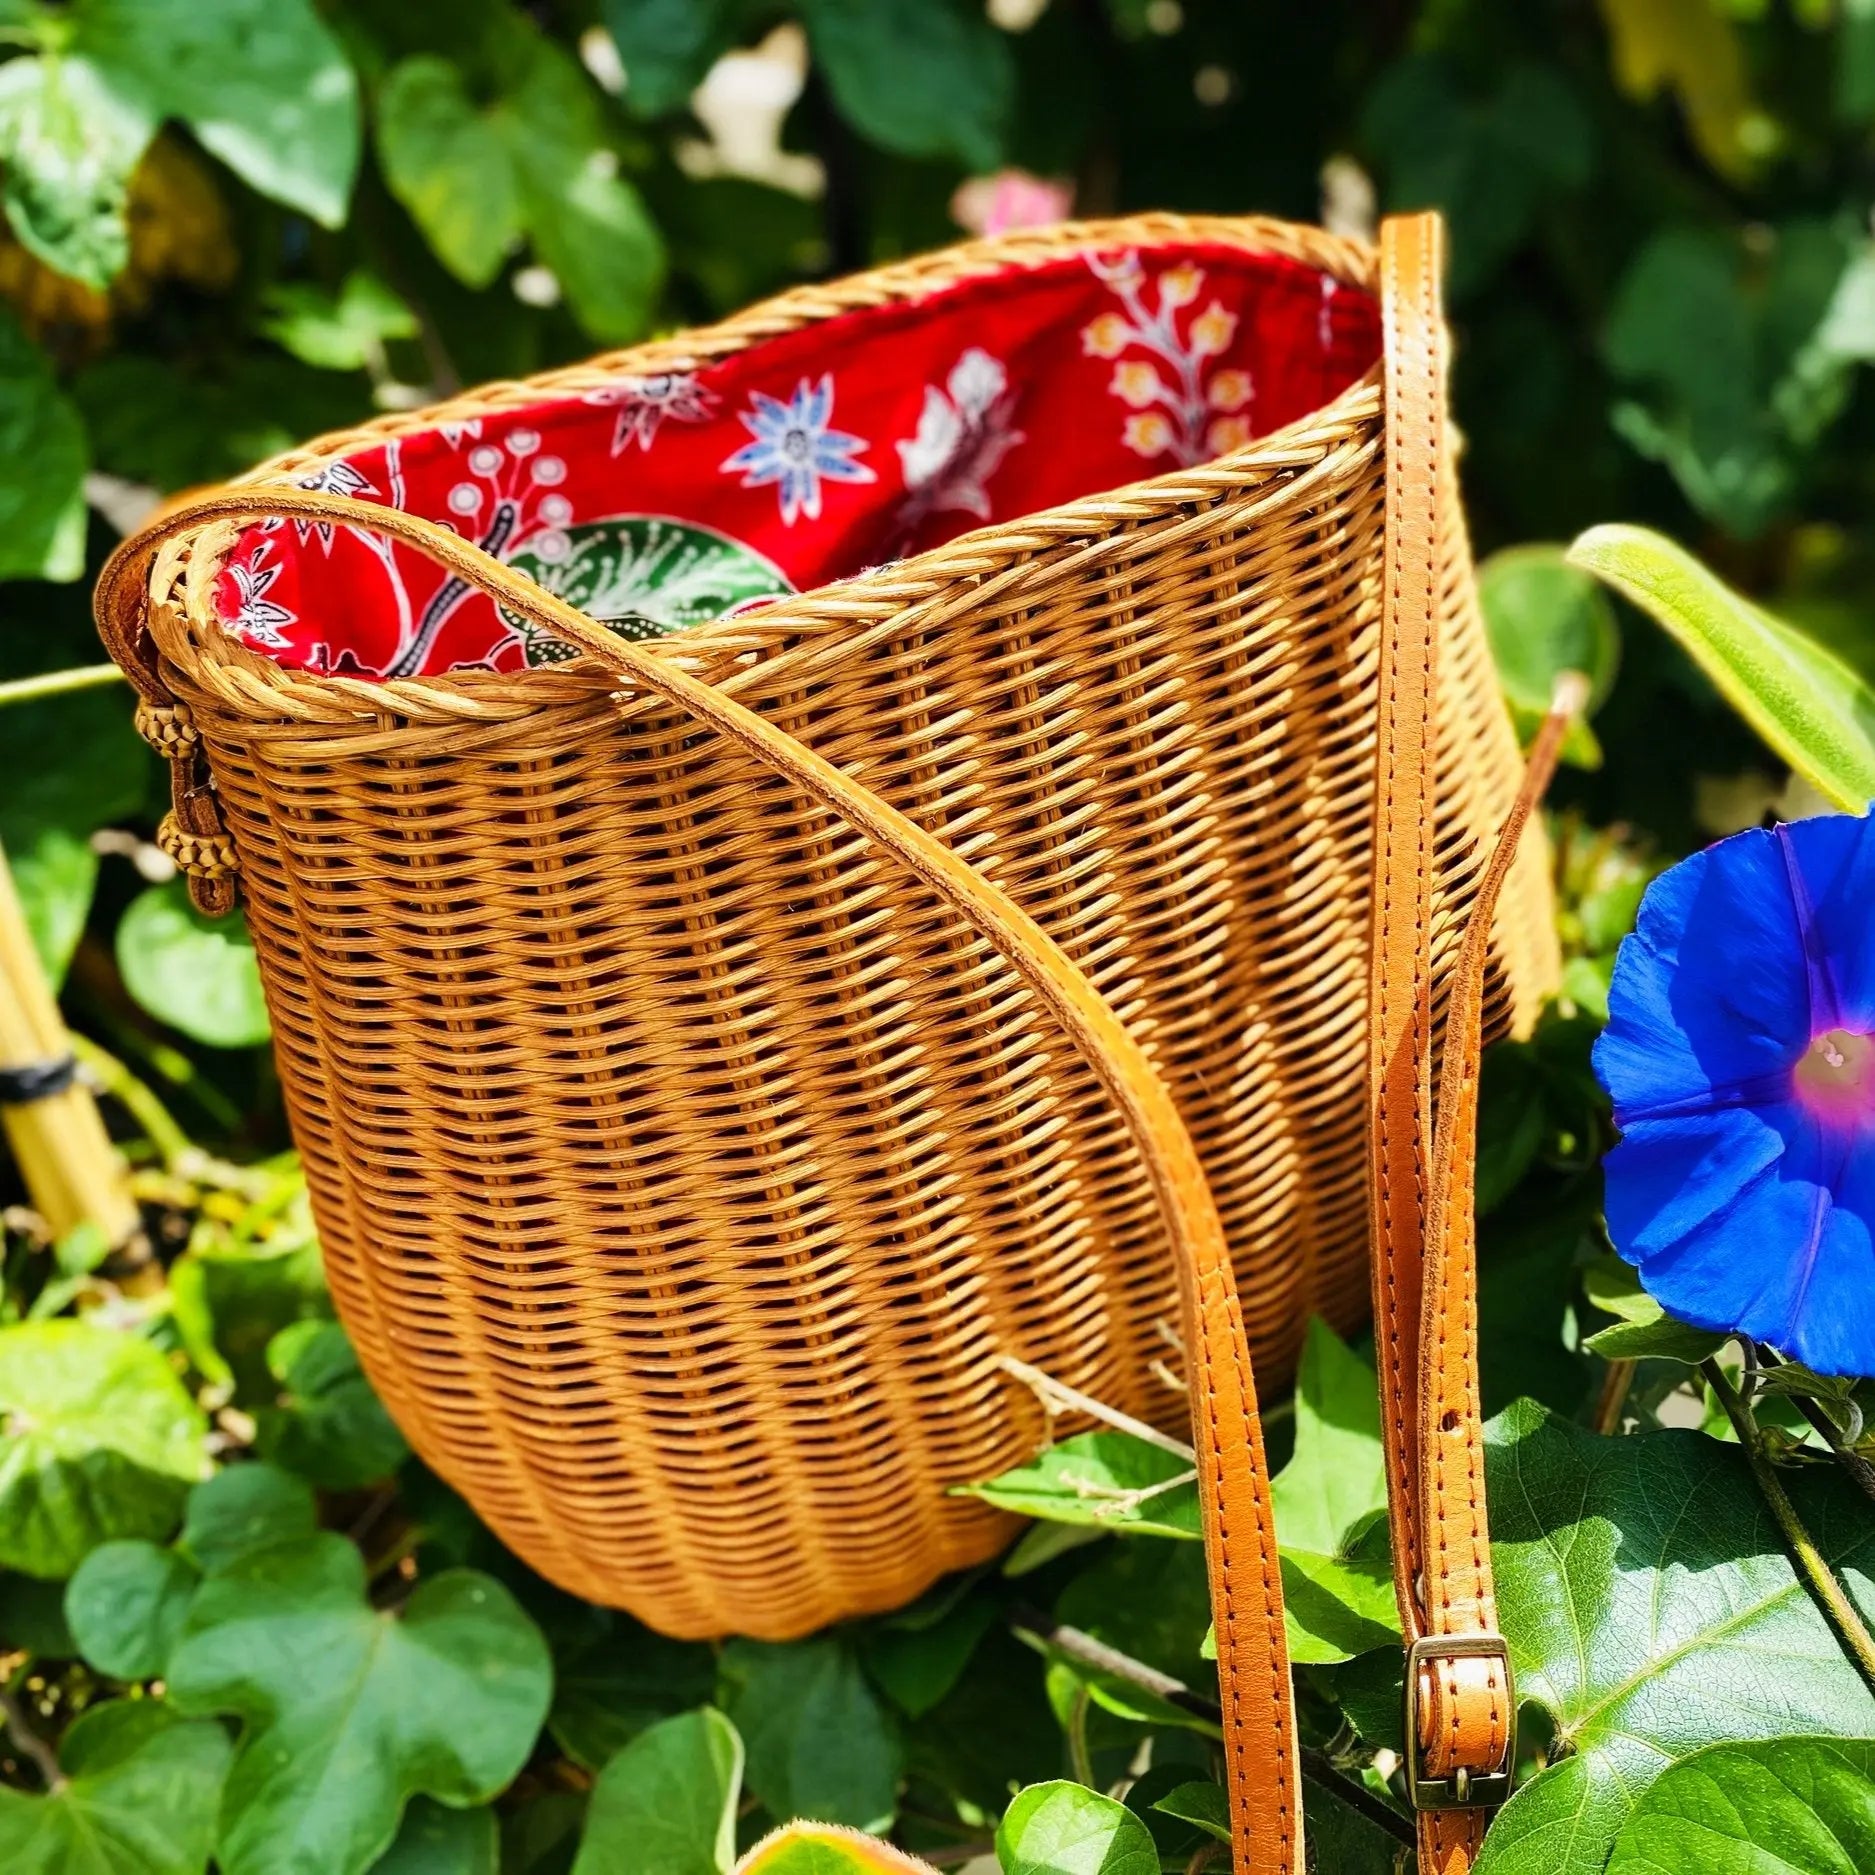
[213,243,1382,679]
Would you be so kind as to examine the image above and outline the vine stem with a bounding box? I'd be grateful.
[0,665,125,708]
[1704,1357,1875,1697]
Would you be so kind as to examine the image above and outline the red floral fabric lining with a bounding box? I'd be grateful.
[215,243,1382,680]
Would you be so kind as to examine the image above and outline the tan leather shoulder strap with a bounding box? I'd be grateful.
[96,491,1306,1873]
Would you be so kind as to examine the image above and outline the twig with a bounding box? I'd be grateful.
[1704,1358,1875,1697]
[1005,1608,1415,1849]
[998,1356,1195,1461]
[1790,1393,1875,1507]
[0,1680,65,1791]
[1591,1357,1636,1435]
[0,665,125,708]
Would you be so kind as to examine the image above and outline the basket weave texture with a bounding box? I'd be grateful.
[132,216,1556,1639]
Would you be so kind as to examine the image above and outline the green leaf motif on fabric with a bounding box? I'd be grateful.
[1475,1403,1875,1875]
[166,1534,552,1875]
[503,516,795,659]
[0,1320,208,1579]
[994,1780,1159,1875]
[0,1700,231,1875]
[116,879,272,1050]
[1603,1736,1875,1874]
[571,1707,743,1875]
[1569,523,1875,811]
[719,1636,903,1834]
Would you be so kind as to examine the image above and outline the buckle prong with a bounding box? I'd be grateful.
[1402,1632,1515,1811]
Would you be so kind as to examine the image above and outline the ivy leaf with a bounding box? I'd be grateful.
[737,1823,946,1873]
[0,305,87,582]
[180,1461,319,1573]
[73,0,361,227]
[66,1538,199,1679]
[571,1708,743,1875]
[1474,1402,1875,1875]
[1603,1736,1875,1873]
[166,1534,553,1875]
[372,1799,500,1875]
[957,1431,1199,1539]
[0,53,152,288]
[603,0,745,119]
[1568,524,1875,811]
[800,0,1014,171]
[116,879,272,1049]
[719,1637,903,1833]
[0,1700,231,1875]
[0,1321,208,1578]
[254,1320,409,1490]
[1279,1520,1400,1666]
[376,58,522,289]
[1269,1316,1388,1556]
[1478,545,1621,769]
[993,1780,1159,1875]
[499,38,665,345]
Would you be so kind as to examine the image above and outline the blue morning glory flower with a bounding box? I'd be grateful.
[721,374,875,525]
[1594,813,1875,1376]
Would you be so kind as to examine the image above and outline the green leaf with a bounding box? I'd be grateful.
[571,1708,743,1875]
[1581,1315,1727,1363]
[0,52,152,288]
[1269,1316,1388,1556]
[0,1702,228,1875]
[1477,544,1621,767]
[373,1799,501,1875]
[548,1613,718,1771]
[994,1780,1158,1875]
[800,0,1014,171]
[1598,0,1756,179]
[603,0,743,119]
[1279,1520,1400,1666]
[737,1823,946,1873]
[499,39,665,345]
[116,878,272,1049]
[254,1320,409,1489]
[66,1538,198,1678]
[860,1587,999,1720]
[0,1321,208,1578]
[0,1700,231,1875]
[73,0,361,226]
[1568,524,1875,810]
[1148,1781,1230,1844]
[179,1462,318,1573]
[376,58,522,288]
[261,271,417,373]
[167,1534,553,1875]
[0,306,87,582]
[1603,1736,1875,1873]
[719,1636,902,1833]
[0,1570,75,1655]
[167,1228,331,1403]
[957,1431,1199,1539]
[6,827,98,985]
[1474,1402,1875,1875]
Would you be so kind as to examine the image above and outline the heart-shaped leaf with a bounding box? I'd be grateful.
[994,1780,1159,1875]
[1475,1402,1875,1875]
[1603,1736,1875,1873]
[0,1700,230,1875]
[571,1708,742,1875]
[1478,544,1620,768]
[116,879,272,1049]
[254,1321,408,1489]
[0,305,87,582]
[166,1533,552,1875]
[371,1799,499,1875]
[66,1539,198,1680]
[180,1462,319,1573]
[736,1822,944,1873]
[0,1321,208,1578]
[1270,1317,1388,1556]
[1568,524,1875,811]
[957,1431,1199,1539]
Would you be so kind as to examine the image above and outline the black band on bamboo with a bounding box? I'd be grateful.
[0,1054,79,1105]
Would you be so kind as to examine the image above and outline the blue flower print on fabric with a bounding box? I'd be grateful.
[721,373,876,525]
[1594,812,1875,1377]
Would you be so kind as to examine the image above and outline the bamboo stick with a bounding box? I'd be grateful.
[0,838,140,1245]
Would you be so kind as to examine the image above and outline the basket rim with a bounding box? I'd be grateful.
[149,213,1387,724]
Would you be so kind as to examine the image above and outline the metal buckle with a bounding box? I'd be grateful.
[1402,1633,1515,1811]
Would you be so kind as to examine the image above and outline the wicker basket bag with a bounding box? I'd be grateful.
[96,216,1553,1712]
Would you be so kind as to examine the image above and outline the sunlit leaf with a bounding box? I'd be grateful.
[571,1708,742,1875]
[1597,0,1756,179]
[1478,544,1621,768]
[261,271,417,374]
[0,305,86,582]
[957,1431,1199,1538]
[994,1780,1158,1875]
[737,1822,945,1874]
[116,878,272,1049]
[1569,524,1875,811]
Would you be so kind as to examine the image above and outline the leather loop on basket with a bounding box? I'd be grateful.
[98,479,1307,1875]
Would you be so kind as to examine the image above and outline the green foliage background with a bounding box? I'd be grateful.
[4,3,1875,1873]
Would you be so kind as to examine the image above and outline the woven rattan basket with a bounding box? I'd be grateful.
[99,214,1556,1641]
